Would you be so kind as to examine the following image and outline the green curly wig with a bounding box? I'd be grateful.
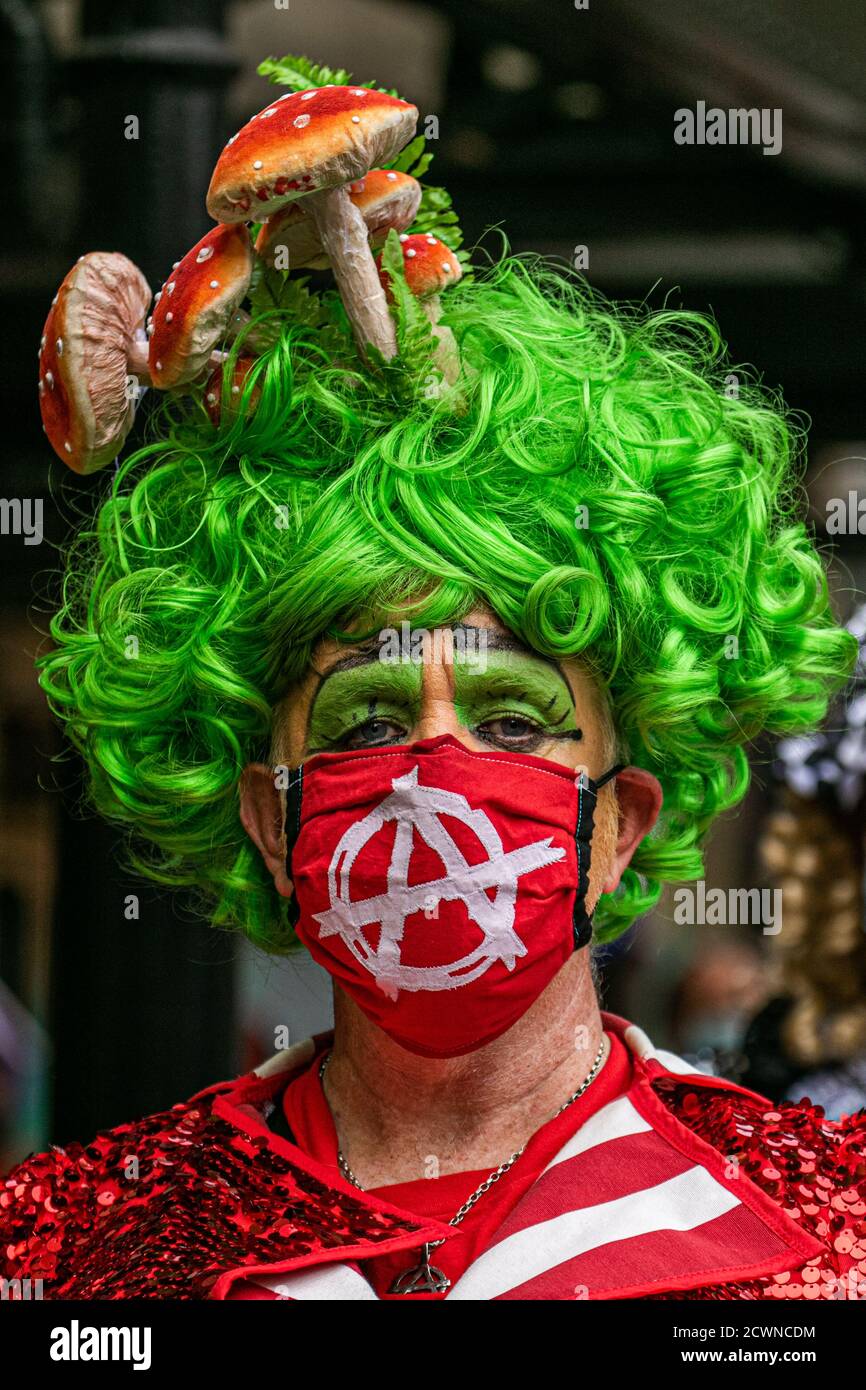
[37,254,856,950]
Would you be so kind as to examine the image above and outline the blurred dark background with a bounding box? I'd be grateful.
[1,0,864,1166]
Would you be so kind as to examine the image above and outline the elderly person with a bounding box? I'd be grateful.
[3,60,863,1302]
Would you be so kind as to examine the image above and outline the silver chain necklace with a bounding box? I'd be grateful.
[318,1035,608,1295]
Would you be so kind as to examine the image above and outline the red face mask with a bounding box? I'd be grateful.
[284,734,621,1058]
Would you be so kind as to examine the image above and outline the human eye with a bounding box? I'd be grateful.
[332,715,409,751]
[306,710,412,754]
[474,711,555,752]
[305,662,421,756]
[459,658,580,753]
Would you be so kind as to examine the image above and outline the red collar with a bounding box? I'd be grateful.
[201,1013,824,1300]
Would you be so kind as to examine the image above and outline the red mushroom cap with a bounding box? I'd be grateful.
[148,224,253,389]
[377,233,463,302]
[345,169,422,244]
[255,168,422,270]
[203,355,261,427]
[38,252,151,475]
[206,86,418,223]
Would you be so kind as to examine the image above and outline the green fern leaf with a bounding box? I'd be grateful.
[257,53,397,98]
[376,228,441,398]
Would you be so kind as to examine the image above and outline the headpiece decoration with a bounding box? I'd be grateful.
[37,52,470,474]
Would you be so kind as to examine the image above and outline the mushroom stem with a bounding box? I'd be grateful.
[127,335,153,386]
[419,296,460,389]
[305,185,397,362]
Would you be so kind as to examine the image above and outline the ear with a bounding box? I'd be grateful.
[600,767,663,895]
[239,762,294,899]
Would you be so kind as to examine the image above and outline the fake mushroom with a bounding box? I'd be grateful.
[148,223,253,389]
[203,354,261,427]
[206,87,418,361]
[378,232,462,322]
[255,168,422,272]
[377,233,463,386]
[38,251,152,474]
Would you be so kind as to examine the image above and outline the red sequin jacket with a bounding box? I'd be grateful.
[2,1013,865,1300]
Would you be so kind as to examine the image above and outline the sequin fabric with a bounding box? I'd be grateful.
[0,1091,429,1299]
[650,1077,866,1300]
[2,1071,865,1299]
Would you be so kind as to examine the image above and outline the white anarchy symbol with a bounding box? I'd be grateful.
[313,765,566,999]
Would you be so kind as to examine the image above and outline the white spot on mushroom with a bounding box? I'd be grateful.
[56,337,64,355]
[172,261,180,269]
[146,324,154,336]
[45,371,54,387]
[442,263,451,272]
[406,248,416,258]
[231,384,240,394]
[206,392,217,403]
[350,89,367,96]
[426,236,437,244]
[226,134,238,145]
[38,378,44,392]
[165,312,173,323]
[261,108,278,118]
[281,92,296,101]
[399,233,409,242]
[196,246,214,263]
[293,113,311,129]
[155,360,162,371]
[386,171,397,180]
[64,441,72,453]
[351,116,361,124]
[209,280,219,289]
[51,294,57,305]
[40,334,46,348]
[167,281,175,295]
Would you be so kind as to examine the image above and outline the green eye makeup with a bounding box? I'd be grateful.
[306,660,422,753]
[454,652,582,753]
[304,639,582,756]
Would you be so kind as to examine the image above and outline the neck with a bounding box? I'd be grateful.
[322,953,606,1188]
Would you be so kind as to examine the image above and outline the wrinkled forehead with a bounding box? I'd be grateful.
[309,601,510,665]
[314,622,555,675]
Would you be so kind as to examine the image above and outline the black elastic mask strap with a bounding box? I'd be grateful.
[596,762,625,789]
[283,765,304,927]
[572,763,625,950]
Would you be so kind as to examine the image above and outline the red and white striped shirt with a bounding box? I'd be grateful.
[222,1015,819,1301]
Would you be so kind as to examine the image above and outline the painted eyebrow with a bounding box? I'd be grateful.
[305,637,412,735]
[311,636,384,685]
[455,629,574,700]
